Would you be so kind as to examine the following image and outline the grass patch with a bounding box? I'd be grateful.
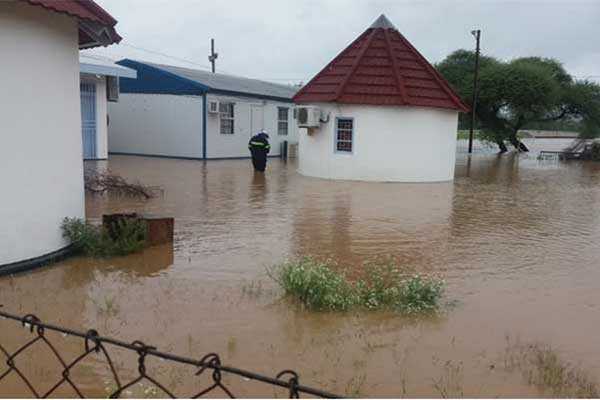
[527,345,598,397]
[61,217,147,257]
[503,338,598,397]
[269,257,444,313]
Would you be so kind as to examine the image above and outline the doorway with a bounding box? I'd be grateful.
[80,82,97,159]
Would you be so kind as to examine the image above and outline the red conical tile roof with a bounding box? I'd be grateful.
[293,15,469,112]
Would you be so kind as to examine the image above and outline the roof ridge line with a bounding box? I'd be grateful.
[146,61,296,90]
[382,28,408,104]
[333,28,378,100]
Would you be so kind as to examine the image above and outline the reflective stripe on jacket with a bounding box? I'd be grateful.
[249,141,270,148]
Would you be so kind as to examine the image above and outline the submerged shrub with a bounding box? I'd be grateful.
[108,218,148,256]
[273,258,357,311]
[61,217,147,257]
[270,257,445,313]
[397,274,445,314]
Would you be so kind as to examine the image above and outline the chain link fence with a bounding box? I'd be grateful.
[0,309,339,398]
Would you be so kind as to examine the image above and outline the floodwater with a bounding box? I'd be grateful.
[2,139,600,397]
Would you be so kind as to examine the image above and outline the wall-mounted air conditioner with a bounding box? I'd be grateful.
[208,100,219,114]
[296,106,321,128]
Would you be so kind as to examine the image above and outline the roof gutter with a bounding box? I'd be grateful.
[209,88,295,103]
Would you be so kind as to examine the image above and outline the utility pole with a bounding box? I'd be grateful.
[208,38,218,73]
[468,29,481,154]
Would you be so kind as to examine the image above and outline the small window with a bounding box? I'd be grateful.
[277,107,289,135]
[219,102,235,134]
[335,118,353,153]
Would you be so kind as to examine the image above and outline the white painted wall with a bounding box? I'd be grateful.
[0,1,85,265]
[108,92,298,159]
[81,74,108,159]
[298,103,459,182]
[108,93,204,158]
[205,94,298,158]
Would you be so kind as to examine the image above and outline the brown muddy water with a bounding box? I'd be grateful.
[2,139,600,397]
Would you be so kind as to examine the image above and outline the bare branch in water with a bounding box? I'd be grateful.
[84,171,158,199]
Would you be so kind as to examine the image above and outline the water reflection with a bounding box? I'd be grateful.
[290,180,454,269]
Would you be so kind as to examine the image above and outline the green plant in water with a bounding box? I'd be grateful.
[109,218,148,256]
[526,345,598,397]
[61,217,147,257]
[270,258,445,313]
[502,337,599,397]
[271,258,357,311]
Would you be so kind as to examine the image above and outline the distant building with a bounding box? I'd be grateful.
[80,54,137,160]
[293,15,469,182]
[108,60,299,159]
[0,0,121,271]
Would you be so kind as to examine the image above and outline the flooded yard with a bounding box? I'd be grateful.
[2,139,600,397]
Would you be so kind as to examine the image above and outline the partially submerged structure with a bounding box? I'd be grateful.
[108,60,299,159]
[293,15,468,182]
[0,0,121,271]
[80,54,137,160]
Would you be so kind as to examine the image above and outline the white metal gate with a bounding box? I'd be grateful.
[80,82,97,159]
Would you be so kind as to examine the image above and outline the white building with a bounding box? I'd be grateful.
[108,60,299,159]
[79,54,137,160]
[293,15,469,182]
[0,0,121,272]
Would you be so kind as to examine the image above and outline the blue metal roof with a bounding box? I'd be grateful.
[117,59,297,101]
[117,59,209,95]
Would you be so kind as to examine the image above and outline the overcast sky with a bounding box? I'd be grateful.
[86,0,600,85]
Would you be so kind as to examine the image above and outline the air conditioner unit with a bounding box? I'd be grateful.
[208,100,219,114]
[296,106,321,128]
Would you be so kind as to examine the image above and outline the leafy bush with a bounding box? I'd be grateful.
[397,274,445,314]
[61,217,147,257]
[273,258,357,311]
[108,218,148,256]
[270,258,445,313]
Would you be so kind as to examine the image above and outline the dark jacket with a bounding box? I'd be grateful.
[248,133,271,154]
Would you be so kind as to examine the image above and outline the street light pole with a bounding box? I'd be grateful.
[468,29,481,154]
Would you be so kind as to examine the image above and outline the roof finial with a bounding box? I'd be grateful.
[369,14,397,30]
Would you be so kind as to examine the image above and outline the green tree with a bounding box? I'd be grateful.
[437,50,600,152]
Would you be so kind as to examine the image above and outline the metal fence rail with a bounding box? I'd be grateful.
[0,309,339,398]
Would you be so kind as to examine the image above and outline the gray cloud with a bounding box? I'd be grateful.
[87,0,600,84]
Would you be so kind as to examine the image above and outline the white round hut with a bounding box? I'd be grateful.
[0,0,121,271]
[293,15,469,182]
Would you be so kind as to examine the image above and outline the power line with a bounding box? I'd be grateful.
[96,42,306,84]
[120,42,214,71]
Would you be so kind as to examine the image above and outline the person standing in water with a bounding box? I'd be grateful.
[248,130,271,172]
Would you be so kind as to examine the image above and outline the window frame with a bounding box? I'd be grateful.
[277,106,289,136]
[219,102,235,135]
[334,117,354,154]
